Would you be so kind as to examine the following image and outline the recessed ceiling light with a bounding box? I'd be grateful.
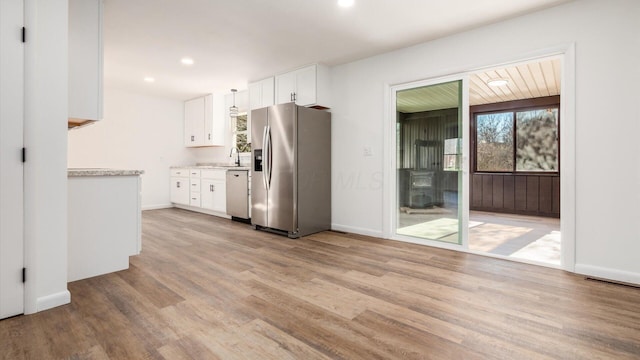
[144,77,155,83]
[181,57,194,65]
[338,0,354,7]
[487,78,509,87]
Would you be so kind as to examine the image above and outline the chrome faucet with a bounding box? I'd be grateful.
[229,147,240,166]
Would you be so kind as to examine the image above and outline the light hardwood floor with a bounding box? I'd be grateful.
[1,208,639,359]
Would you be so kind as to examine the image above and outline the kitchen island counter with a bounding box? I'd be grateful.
[68,169,143,282]
[68,168,145,177]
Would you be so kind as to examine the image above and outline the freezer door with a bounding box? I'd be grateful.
[267,103,296,233]
[250,107,268,227]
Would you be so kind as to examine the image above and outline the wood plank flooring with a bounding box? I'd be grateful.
[1,208,639,359]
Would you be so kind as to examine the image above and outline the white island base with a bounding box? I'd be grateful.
[68,169,143,282]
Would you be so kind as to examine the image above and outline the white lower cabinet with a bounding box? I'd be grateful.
[171,168,227,216]
[170,169,189,205]
[201,179,226,213]
[200,170,226,213]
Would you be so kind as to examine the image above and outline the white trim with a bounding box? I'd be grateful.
[142,203,173,211]
[559,43,576,272]
[460,77,470,248]
[392,234,467,252]
[36,290,70,313]
[381,83,392,239]
[331,224,383,238]
[172,204,231,219]
[575,264,640,286]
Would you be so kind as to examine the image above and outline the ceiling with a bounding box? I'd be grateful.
[397,57,561,113]
[103,0,572,101]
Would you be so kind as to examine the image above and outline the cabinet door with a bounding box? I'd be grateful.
[69,0,103,122]
[294,65,317,106]
[204,94,225,146]
[170,177,190,205]
[275,71,296,105]
[250,77,275,109]
[249,82,263,110]
[248,78,274,144]
[260,78,275,108]
[184,97,205,146]
[201,179,226,212]
[211,179,226,213]
[201,179,215,210]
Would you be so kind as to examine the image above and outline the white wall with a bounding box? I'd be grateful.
[68,87,192,209]
[24,0,70,313]
[68,88,252,209]
[330,0,640,283]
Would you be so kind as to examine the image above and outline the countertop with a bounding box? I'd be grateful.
[171,164,251,171]
[68,168,145,177]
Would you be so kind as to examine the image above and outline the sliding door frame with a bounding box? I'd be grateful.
[385,74,470,251]
[383,44,576,272]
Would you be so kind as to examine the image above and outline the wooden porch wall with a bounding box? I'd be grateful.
[471,173,560,217]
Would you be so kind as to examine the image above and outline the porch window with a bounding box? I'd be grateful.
[474,105,558,173]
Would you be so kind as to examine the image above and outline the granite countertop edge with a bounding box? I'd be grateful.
[171,164,251,171]
[68,169,145,177]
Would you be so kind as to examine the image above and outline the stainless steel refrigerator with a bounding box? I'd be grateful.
[251,102,331,238]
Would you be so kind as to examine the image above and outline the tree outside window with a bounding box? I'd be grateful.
[516,109,558,171]
[476,112,514,172]
[475,107,558,173]
[232,114,251,153]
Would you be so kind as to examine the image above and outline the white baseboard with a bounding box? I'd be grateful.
[173,204,231,218]
[36,290,71,312]
[575,264,640,286]
[331,223,383,238]
[142,203,173,211]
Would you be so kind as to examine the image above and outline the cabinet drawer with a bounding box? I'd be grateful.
[201,169,226,180]
[189,192,201,207]
[171,168,188,177]
[190,178,201,191]
[189,169,201,178]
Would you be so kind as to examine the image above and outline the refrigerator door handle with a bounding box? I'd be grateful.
[265,125,272,190]
[262,125,269,190]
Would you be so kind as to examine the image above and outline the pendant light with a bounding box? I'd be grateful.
[229,89,239,118]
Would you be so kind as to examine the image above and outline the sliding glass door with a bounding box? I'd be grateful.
[394,80,465,244]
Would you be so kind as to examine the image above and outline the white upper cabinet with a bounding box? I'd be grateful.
[184,97,205,146]
[68,0,103,125]
[248,79,273,144]
[184,94,225,147]
[275,64,330,108]
[204,94,225,146]
[249,77,275,111]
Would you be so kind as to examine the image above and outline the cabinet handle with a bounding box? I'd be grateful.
[290,92,293,102]
[191,135,194,141]
[208,133,211,140]
[177,181,181,188]
[293,92,296,102]
[210,184,213,192]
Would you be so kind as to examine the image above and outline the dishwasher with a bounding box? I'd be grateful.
[226,170,249,221]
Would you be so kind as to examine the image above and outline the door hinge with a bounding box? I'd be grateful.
[22,268,26,283]
[22,27,26,43]
[22,147,26,162]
